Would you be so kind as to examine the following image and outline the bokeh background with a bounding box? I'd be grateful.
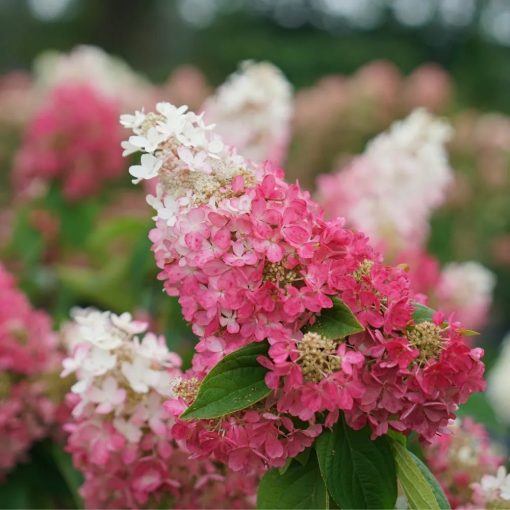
[1,0,510,507]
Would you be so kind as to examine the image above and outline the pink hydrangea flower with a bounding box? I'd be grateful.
[0,264,61,478]
[122,102,486,472]
[13,83,124,201]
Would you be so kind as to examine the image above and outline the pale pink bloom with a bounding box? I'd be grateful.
[89,377,126,414]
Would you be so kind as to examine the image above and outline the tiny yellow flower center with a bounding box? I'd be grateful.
[297,332,340,383]
[407,321,444,365]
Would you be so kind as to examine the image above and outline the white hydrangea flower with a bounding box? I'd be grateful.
[88,377,126,414]
[34,45,154,109]
[121,99,258,215]
[110,312,147,335]
[132,393,169,435]
[80,346,117,378]
[436,261,495,328]
[61,307,182,441]
[129,127,166,154]
[62,309,181,415]
[121,355,160,394]
[121,139,139,157]
[120,110,146,129]
[146,194,180,226]
[318,108,453,253]
[474,466,510,503]
[203,61,293,163]
[74,310,124,350]
[135,332,181,366]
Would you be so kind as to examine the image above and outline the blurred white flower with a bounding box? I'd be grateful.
[488,332,510,425]
[34,45,154,109]
[317,108,453,253]
[436,261,495,329]
[203,61,293,163]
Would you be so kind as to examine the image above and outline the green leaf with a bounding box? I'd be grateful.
[45,184,99,248]
[412,303,435,323]
[295,447,312,466]
[392,440,450,510]
[315,417,397,509]
[51,444,84,509]
[180,341,271,420]
[257,452,328,509]
[387,429,407,446]
[305,297,364,340]
[280,447,313,475]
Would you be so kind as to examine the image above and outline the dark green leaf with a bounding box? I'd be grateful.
[305,297,364,340]
[392,440,450,510]
[51,444,84,509]
[315,417,397,509]
[295,447,312,466]
[412,303,435,323]
[258,452,327,509]
[180,341,271,420]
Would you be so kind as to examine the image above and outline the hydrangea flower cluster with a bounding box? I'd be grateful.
[203,61,292,164]
[317,109,453,254]
[13,83,124,201]
[122,102,485,472]
[435,261,495,330]
[0,264,61,478]
[34,45,154,110]
[424,418,504,508]
[62,308,257,509]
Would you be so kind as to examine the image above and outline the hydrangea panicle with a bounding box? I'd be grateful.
[62,308,257,508]
[317,108,453,254]
[14,83,124,201]
[203,61,292,164]
[122,101,485,471]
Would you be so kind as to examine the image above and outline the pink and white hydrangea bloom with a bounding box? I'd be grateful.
[424,418,504,508]
[33,45,155,110]
[62,308,257,509]
[472,466,510,508]
[317,109,453,254]
[122,101,485,474]
[397,251,495,330]
[435,261,495,330]
[203,61,292,164]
